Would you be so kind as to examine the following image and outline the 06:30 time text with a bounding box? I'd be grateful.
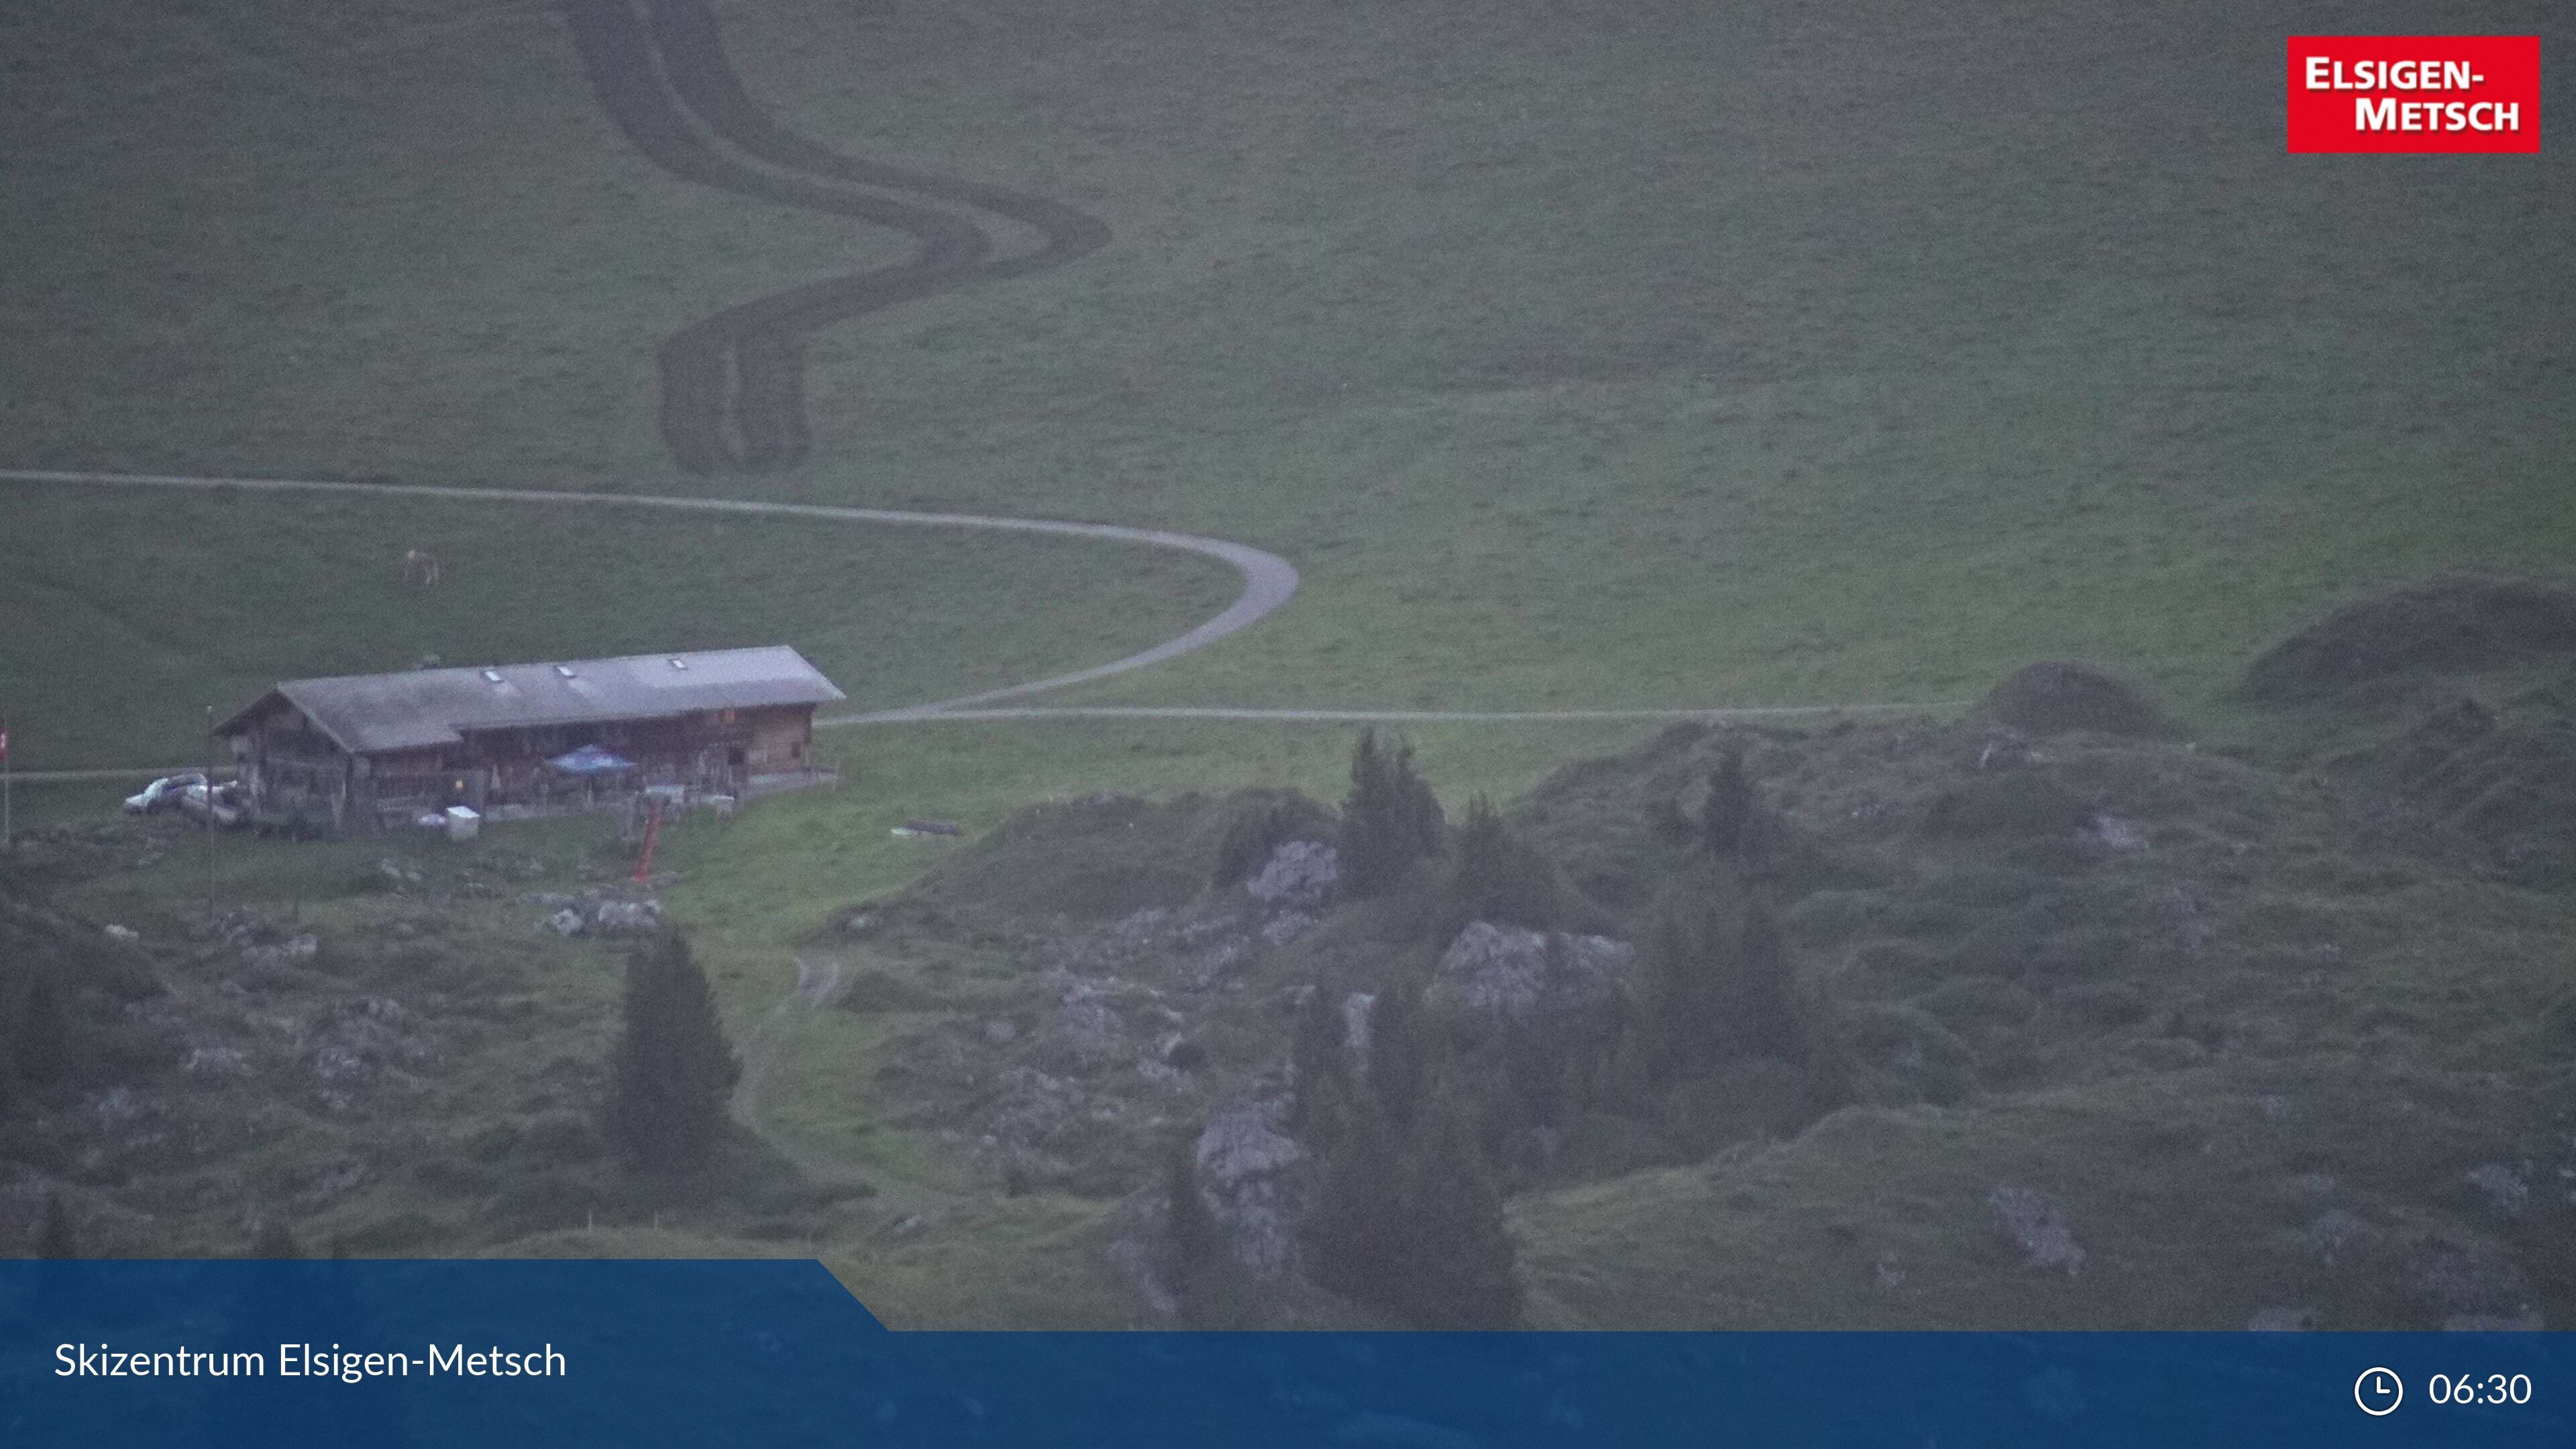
[2428,1373,2532,1407]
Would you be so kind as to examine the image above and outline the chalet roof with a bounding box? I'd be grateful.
[214,646,846,755]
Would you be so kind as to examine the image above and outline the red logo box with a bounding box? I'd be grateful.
[2288,36,2540,153]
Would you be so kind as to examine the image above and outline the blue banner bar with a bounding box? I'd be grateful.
[2,1263,2565,1446]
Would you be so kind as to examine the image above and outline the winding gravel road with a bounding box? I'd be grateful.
[1,5,1952,756]
[0,465,1301,748]
[0,466,1955,759]
[564,0,1110,474]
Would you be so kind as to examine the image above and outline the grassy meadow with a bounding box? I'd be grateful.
[2,0,2571,1320]
[4,1,2567,728]
[0,482,1236,768]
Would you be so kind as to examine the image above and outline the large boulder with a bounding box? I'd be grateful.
[1245,839,1339,912]
[1426,922,1635,1030]
[1193,1100,1306,1279]
[588,899,663,934]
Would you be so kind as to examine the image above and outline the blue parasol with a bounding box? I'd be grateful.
[548,743,637,775]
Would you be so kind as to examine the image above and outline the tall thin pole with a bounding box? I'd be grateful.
[3,714,13,851]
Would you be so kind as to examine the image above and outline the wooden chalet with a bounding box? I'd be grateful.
[213,646,845,834]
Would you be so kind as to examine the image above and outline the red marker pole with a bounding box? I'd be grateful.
[632,799,663,884]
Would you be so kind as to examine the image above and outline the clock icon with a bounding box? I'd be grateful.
[2356,1367,2404,1417]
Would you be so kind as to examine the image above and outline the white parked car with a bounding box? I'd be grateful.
[177,782,246,829]
[122,773,207,815]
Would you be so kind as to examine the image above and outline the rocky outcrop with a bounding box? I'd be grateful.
[1246,839,1338,912]
[533,896,664,937]
[1193,1099,1305,1279]
[1426,922,1635,1028]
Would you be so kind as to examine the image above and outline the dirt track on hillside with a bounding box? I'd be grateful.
[563,0,1109,474]
[0,466,1303,743]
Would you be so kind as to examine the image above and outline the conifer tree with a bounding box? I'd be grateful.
[1454,794,1508,906]
[1289,982,1348,1130]
[1391,1074,1523,1329]
[1642,888,1721,1083]
[604,932,741,1173]
[1341,731,1444,896]
[1446,792,1578,937]
[1703,749,1754,859]
[1365,977,1428,1132]
[1640,872,1809,1081]
[1301,1067,1523,1329]
[1299,1074,1404,1307]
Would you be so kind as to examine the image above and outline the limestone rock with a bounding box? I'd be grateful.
[1194,1100,1306,1279]
[1427,922,1635,1026]
[1246,840,1339,911]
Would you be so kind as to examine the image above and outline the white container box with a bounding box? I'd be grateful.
[443,806,482,843]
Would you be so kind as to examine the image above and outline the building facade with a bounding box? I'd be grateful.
[213,646,845,834]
